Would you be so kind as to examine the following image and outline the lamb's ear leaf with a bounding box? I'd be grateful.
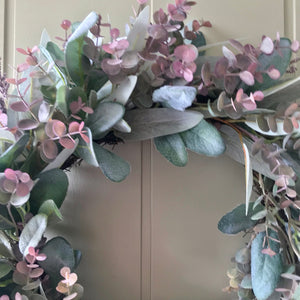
[19,214,48,256]
[180,119,225,157]
[93,143,131,182]
[154,134,188,167]
[251,229,282,300]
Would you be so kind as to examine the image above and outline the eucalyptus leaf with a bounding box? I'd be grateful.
[65,12,98,86]
[251,229,282,300]
[218,202,264,234]
[246,38,292,92]
[19,214,48,256]
[39,237,75,287]
[86,101,125,139]
[93,143,130,182]
[180,119,225,157]
[242,142,253,215]
[0,135,29,172]
[56,85,68,116]
[154,134,188,167]
[29,169,69,214]
[240,274,252,289]
[117,108,203,141]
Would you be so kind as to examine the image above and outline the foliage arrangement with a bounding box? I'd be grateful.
[0,0,300,299]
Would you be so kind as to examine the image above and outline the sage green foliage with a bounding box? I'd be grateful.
[118,108,203,141]
[0,205,14,230]
[19,214,48,255]
[0,135,29,172]
[93,143,131,182]
[251,230,283,300]
[39,237,76,287]
[29,169,69,214]
[65,12,98,86]
[154,133,188,167]
[86,102,125,139]
[218,202,264,234]
[180,119,225,157]
[0,260,12,279]
[38,200,63,226]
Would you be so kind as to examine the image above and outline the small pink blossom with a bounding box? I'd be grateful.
[56,267,78,299]
[137,0,148,4]
[1,168,33,197]
[171,44,198,82]
[261,247,276,257]
[234,88,264,111]
[168,0,196,21]
[70,97,94,120]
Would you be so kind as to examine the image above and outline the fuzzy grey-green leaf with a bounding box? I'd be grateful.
[251,230,282,300]
[118,108,203,141]
[180,119,225,156]
[154,134,188,167]
[19,214,48,256]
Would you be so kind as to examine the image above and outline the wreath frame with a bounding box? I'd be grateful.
[0,1,300,299]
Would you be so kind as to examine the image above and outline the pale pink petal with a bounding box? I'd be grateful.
[82,106,94,114]
[253,91,264,101]
[61,20,71,31]
[56,282,69,294]
[183,68,193,82]
[19,172,30,183]
[60,267,71,278]
[267,67,280,80]
[239,71,255,86]
[36,253,47,261]
[260,36,274,54]
[222,46,237,67]
[291,40,300,52]
[4,168,17,181]
[17,63,30,72]
[174,44,198,63]
[68,122,80,133]
[52,120,67,137]
[261,247,276,257]
[110,28,120,39]
[16,48,28,55]
[16,182,30,197]
[15,293,22,300]
[80,133,90,144]
[42,140,58,160]
[235,88,244,103]
[59,137,75,149]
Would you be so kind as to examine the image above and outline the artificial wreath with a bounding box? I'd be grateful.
[0,0,300,299]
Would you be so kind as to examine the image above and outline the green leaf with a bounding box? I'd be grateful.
[38,200,63,226]
[86,102,125,139]
[56,85,68,116]
[65,12,98,86]
[192,32,206,55]
[75,128,98,167]
[247,38,292,92]
[180,119,225,156]
[46,41,65,62]
[93,143,130,182]
[251,229,282,300]
[29,169,69,214]
[39,237,75,287]
[154,134,188,167]
[218,202,264,234]
[240,274,252,289]
[0,205,14,230]
[19,214,48,256]
[0,135,29,172]
[0,231,14,258]
[117,108,203,141]
[86,69,108,94]
[0,260,12,279]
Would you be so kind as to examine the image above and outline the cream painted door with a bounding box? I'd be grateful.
[1,0,296,299]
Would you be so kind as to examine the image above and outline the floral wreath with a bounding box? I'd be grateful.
[0,0,300,299]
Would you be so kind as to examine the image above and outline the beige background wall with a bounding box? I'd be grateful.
[1,1,298,299]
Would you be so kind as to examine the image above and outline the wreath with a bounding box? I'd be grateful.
[0,0,300,299]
